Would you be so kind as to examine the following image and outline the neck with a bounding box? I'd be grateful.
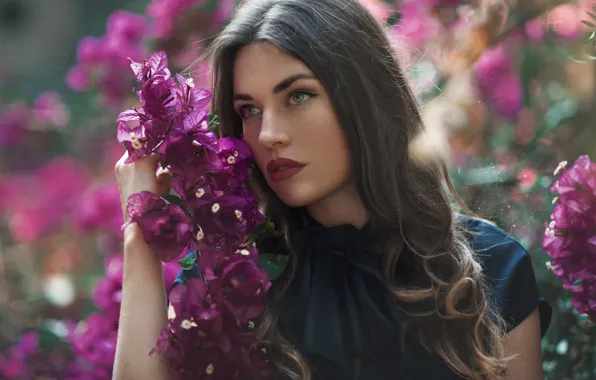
[306,184,368,229]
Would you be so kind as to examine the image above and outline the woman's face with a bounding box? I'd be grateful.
[233,42,352,208]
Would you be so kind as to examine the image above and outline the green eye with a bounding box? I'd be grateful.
[289,91,313,105]
[239,105,261,118]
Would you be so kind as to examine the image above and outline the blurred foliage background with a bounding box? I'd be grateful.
[0,0,595,378]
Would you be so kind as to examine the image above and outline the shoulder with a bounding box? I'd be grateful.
[456,215,551,336]
[457,215,528,277]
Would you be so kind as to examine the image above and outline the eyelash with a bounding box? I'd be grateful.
[237,90,316,119]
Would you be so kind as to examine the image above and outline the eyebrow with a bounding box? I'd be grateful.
[233,73,316,101]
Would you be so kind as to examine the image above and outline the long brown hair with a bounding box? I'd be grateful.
[205,0,510,378]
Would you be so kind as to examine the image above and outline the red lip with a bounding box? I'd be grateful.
[266,158,305,182]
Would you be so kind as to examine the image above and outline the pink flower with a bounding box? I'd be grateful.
[66,10,147,107]
[32,91,71,129]
[156,276,272,380]
[394,2,439,47]
[112,51,273,379]
[71,313,118,375]
[544,156,596,319]
[525,20,545,42]
[8,158,90,243]
[66,66,90,92]
[359,0,391,24]
[474,45,523,119]
[9,207,51,243]
[146,0,210,37]
[205,247,271,323]
[92,255,124,321]
[190,189,264,254]
[0,103,29,147]
[547,5,583,41]
[75,182,123,237]
[106,10,148,43]
[76,37,104,65]
[491,74,523,119]
[474,45,512,83]
[214,0,237,24]
[517,167,538,191]
[164,260,183,290]
[126,191,194,262]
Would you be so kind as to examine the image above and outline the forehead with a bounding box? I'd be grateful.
[233,42,313,92]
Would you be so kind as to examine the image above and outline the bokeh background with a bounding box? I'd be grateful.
[0,0,595,378]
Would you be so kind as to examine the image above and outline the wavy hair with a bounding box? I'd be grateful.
[205,0,510,378]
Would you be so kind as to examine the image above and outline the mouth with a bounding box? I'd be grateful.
[273,165,291,172]
[266,158,305,182]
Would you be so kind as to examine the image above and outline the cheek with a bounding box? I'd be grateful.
[298,105,350,166]
[242,125,269,169]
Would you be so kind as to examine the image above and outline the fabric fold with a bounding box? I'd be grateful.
[278,224,404,377]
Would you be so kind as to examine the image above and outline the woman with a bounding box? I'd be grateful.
[114,0,551,379]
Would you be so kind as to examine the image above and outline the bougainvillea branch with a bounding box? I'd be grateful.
[543,155,596,321]
[117,50,273,379]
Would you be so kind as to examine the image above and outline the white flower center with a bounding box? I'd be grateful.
[553,160,568,176]
[235,210,242,220]
[211,203,220,214]
[227,156,236,165]
[181,319,197,330]
[167,304,176,320]
[195,188,205,198]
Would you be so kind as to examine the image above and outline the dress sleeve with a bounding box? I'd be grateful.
[463,217,552,337]
[490,244,551,335]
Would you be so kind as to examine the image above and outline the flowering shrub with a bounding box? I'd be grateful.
[1,1,596,379]
[117,51,272,379]
[66,11,148,106]
[543,156,596,320]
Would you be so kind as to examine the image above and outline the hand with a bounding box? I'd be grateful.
[114,152,173,223]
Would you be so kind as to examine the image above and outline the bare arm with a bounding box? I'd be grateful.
[113,153,173,380]
[112,223,171,380]
[503,309,545,380]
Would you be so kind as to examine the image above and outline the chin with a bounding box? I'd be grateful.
[269,182,323,208]
[275,191,315,208]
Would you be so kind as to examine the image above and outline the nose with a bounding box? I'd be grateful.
[258,110,290,150]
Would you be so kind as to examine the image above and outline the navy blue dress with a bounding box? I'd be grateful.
[173,215,551,379]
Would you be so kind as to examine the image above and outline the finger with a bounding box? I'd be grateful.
[156,167,173,195]
[156,167,173,183]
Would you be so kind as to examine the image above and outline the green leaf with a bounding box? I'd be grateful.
[162,194,185,207]
[259,254,288,281]
[588,12,596,21]
[178,257,196,271]
[581,20,596,28]
[208,114,219,132]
